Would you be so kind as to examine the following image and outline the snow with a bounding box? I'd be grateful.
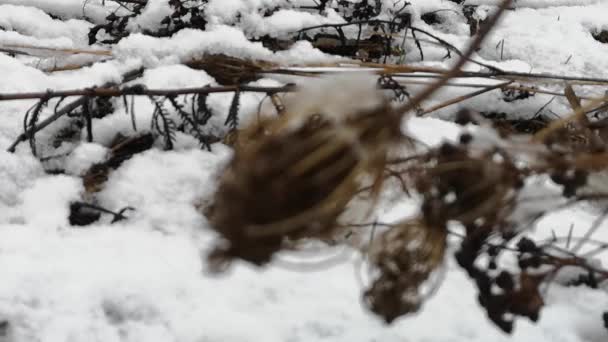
[0,5,92,46]
[0,0,120,23]
[0,151,44,220]
[283,71,385,123]
[1,0,608,341]
[205,0,291,25]
[64,142,108,176]
[115,26,274,66]
[477,3,608,79]
[114,25,338,67]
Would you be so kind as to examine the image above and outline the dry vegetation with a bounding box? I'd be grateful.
[4,0,608,334]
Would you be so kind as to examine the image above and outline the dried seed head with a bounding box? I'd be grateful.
[206,74,406,270]
[414,144,520,232]
[364,219,447,323]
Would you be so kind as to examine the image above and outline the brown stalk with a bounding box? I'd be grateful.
[1,44,112,56]
[0,84,296,102]
[206,102,405,269]
[419,81,512,115]
[533,94,608,143]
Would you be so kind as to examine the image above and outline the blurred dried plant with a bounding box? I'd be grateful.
[206,73,407,270]
[364,219,447,322]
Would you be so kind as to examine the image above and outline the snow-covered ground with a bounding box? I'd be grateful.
[1,0,608,341]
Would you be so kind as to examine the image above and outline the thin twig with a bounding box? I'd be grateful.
[419,81,512,115]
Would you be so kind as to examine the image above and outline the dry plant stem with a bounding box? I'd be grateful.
[571,206,608,254]
[451,229,608,281]
[501,84,591,99]
[533,94,608,143]
[360,221,608,280]
[395,0,514,116]
[0,84,297,102]
[460,69,608,86]
[411,81,592,100]
[1,59,604,101]
[266,64,447,76]
[0,44,112,56]
[419,81,512,115]
[269,68,596,100]
[495,73,608,85]
[6,68,144,153]
[269,68,595,100]
[0,80,440,102]
[350,62,608,86]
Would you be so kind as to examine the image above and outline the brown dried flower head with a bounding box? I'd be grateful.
[364,219,447,323]
[206,73,407,270]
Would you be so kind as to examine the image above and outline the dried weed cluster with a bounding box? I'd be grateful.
[203,74,608,332]
[206,75,406,269]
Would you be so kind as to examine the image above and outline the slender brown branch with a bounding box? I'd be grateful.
[419,81,512,115]
[0,84,297,102]
[394,80,585,99]
[533,93,608,143]
[350,62,608,85]
[0,44,112,56]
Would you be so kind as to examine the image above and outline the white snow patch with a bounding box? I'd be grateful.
[64,143,109,176]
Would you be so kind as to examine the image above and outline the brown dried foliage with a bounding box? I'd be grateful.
[83,133,155,193]
[364,219,447,323]
[206,101,405,270]
[414,141,521,231]
[359,104,608,329]
[186,54,276,85]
